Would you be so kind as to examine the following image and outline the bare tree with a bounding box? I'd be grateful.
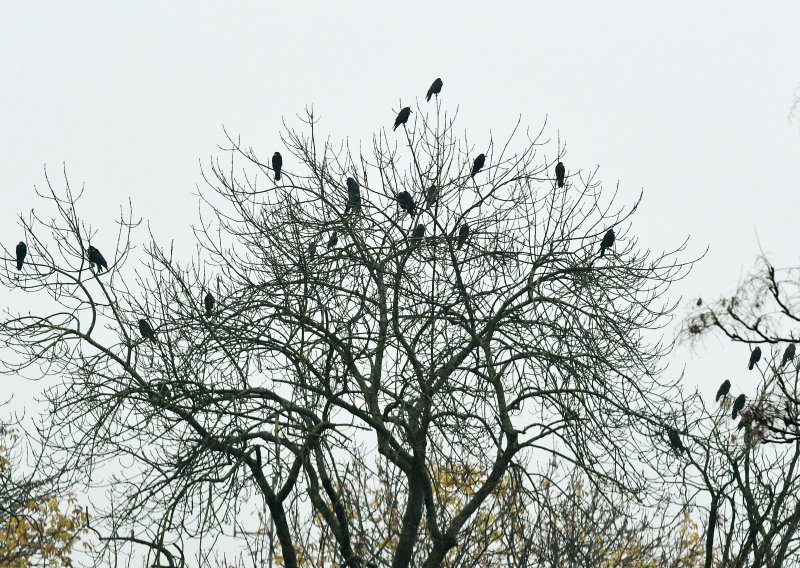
[0,98,691,567]
[677,258,800,567]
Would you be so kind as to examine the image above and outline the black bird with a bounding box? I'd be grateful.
[308,241,317,260]
[272,152,282,181]
[204,291,215,318]
[410,224,425,243]
[345,177,361,213]
[397,191,417,216]
[457,223,470,250]
[394,107,412,131]
[748,346,762,370]
[87,246,108,272]
[138,318,156,342]
[555,161,566,188]
[732,394,746,419]
[158,382,171,400]
[737,419,747,431]
[425,185,438,208]
[667,428,685,454]
[327,232,338,249]
[715,379,731,402]
[599,229,616,257]
[471,154,486,178]
[426,78,443,102]
[15,241,27,270]
[782,344,796,367]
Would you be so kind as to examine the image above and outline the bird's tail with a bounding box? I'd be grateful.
[275,171,281,181]
[558,180,564,189]
[748,361,754,370]
[426,92,432,102]
[393,123,399,131]
[600,247,605,257]
[16,261,22,270]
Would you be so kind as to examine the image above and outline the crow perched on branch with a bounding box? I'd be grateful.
[15,242,27,270]
[87,246,108,272]
[204,291,215,318]
[138,319,156,342]
[457,223,470,250]
[397,191,416,216]
[748,347,762,370]
[667,428,685,454]
[555,161,566,188]
[471,154,486,178]
[345,177,361,213]
[272,152,282,181]
[599,229,615,257]
[394,107,411,131]
[782,344,796,367]
[732,394,746,419]
[327,232,338,249]
[410,224,425,244]
[715,379,731,402]
[426,78,443,102]
[425,185,438,208]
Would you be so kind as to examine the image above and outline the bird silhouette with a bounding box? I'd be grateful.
[327,232,338,249]
[15,242,27,270]
[471,154,486,178]
[457,223,470,250]
[87,246,108,272]
[272,152,282,181]
[425,185,438,208]
[715,379,731,402]
[410,224,425,243]
[555,161,566,188]
[748,347,762,370]
[599,229,615,257]
[204,291,215,318]
[394,107,412,131]
[426,78,443,102]
[732,394,746,419]
[667,428,685,454]
[782,344,796,367]
[397,191,417,216]
[138,319,156,342]
[307,240,317,261]
[158,382,171,400]
[345,177,361,213]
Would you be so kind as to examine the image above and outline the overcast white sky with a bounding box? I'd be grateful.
[1,2,799,408]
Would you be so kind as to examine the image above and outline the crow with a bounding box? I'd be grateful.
[748,346,762,370]
[715,379,731,402]
[457,223,470,250]
[471,154,486,178]
[394,107,412,131]
[87,246,108,272]
[138,319,156,342]
[204,291,215,318]
[272,152,282,181]
[327,232,338,249]
[411,224,425,243]
[555,161,566,188]
[15,242,27,270]
[308,240,317,260]
[425,185,438,208]
[732,394,746,419]
[345,177,361,213]
[599,229,615,257]
[782,344,796,367]
[426,78,443,102]
[158,382,171,400]
[667,428,685,454]
[397,191,416,216]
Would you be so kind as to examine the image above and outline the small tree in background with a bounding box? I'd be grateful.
[1,92,692,567]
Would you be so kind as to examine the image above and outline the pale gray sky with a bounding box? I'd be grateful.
[1,2,799,404]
